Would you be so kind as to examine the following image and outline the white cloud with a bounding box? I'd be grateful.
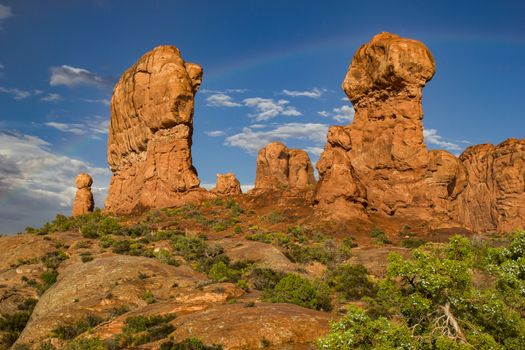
[0,130,111,233]
[282,88,324,99]
[318,105,355,123]
[82,98,110,106]
[243,97,301,121]
[45,116,109,137]
[200,88,248,94]
[0,86,35,100]
[305,146,324,157]
[41,93,62,102]
[49,65,113,89]
[0,4,12,23]
[225,122,328,153]
[205,130,225,137]
[423,128,462,151]
[206,93,241,107]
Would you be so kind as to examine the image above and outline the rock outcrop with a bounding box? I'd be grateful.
[315,32,525,232]
[105,46,208,213]
[71,173,94,216]
[255,142,316,190]
[211,173,242,196]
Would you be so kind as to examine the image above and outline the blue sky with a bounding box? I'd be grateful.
[0,0,524,233]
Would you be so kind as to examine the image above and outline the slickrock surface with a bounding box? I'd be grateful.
[211,173,242,196]
[71,173,94,217]
[315,32,525,232]
[255,142,316,190]
[105,45,209,214]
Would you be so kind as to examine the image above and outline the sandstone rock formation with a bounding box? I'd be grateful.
[71,173,94,216]
[105,46,208,214]
[315,32,525,232]
[211,173,242,196]
[255,142,316,190]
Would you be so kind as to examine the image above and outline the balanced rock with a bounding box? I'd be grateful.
[72,173,94,216]
[315,32,525,232]
[211,173,242,196]
[255,142,316,190]
[105,46,208,213]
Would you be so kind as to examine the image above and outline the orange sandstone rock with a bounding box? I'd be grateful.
[254,142,316,190]
[211,173,242,195]
[71,173,94,216]
[315,32,524,232]
[105,46,209,214]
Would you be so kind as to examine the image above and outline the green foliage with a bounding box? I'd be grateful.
[51,314,104,340]
[0,298,38,347]
[41,250,69,269]
[263,273,332,311]
[250,267,286,291]
[265,211,285,224]
[160,338,223,350]
[121,314,176,346]
[141,290,156,304]
[80,252,94,263]
[171,235,229,274]
[63,338,106,350]
[111,239,154,257]
[400,238,427,249]
[325,264,377,300]
[370,227,391,244]
[319,233,525,349]
[109,305,130,318]
[318,306,417,349]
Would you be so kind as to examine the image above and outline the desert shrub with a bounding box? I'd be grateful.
[36,342,56,350]
[51,314,103,340]
[160,338,223,350]
[0,298,37,347]
[400,238,427,249]
[63,338,106,350]
[110,305,130,318]
[118,224,151,237]
[263,273,332,311]
[121,314,176,346]
[171,235,229,274]
[318,306,417,349]
[320,233,525,349]
[250,267,286,290]
[265,211,285,224]
[111,239,154,257]
[325,264,377,300]
[41,250,69,269]
[370,227,391,244]
[38,270,59,294]
[284,240,340,265]
[154,249,180,266]
[141,290,156,304]
[80,252,94,263]
[247,231,290,246]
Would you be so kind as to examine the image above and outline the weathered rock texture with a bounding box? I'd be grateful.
[71,173,94,216]
[211,173,242,196]
[105,46,208,213]
[315,32,525,232]
[255,142,316,190]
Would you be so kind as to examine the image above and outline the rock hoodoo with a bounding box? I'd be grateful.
[255,142,316,190]
[72,173,94,216]
[315,32,525,232]
[105,46,208,214]
[211,173,242,196]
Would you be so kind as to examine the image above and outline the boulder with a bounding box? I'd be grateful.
[71,173,94,216]
[255,142,316,190]
[211,173,242,196]
[105,46,209,213]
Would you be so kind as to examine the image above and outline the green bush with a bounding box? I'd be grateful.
[325,264,377,300]
[370,227,391,244]
[51,314,103,340]
[121,314,176,346]
[263,274,332,311]
[400,238,426,248]
[0,298,37,347]
[250,268,286,291]
[160,338,223,350]
[64,338,106,350]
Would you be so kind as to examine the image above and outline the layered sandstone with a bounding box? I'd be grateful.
[105,46,208,213]
[315,32,524,232]
[211,173,242,196]
[255,142,316,190]
[71,173,94,216]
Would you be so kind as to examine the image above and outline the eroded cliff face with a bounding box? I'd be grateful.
[315,32,524,232]
[105,46,209,213]
[255,142,316,190]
